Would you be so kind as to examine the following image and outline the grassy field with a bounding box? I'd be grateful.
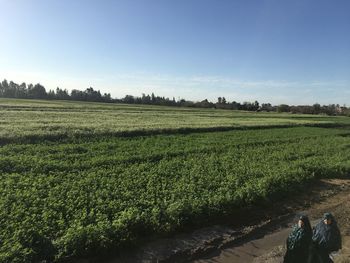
[0,98,350,262]
[1,98,348,143]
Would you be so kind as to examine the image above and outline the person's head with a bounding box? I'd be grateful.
[298,219,304,228]
[298,215,311,231]
[323,213,334,225]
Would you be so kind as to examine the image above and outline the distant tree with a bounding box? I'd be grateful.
[84,87,99,101]
[102,93,112,102]
[216,96,232,109]
[253,100,259,111]
[179,99,195,107]
[230,101,240,110]
[55,87,70,100]
[27,83,33,91]
[261,103,274,112]
[5,81,18,97]
[47,89,56,99]
[70,89,82,100]
[1,80,9,95]
[313,103,321,114]
[0,79,12,97]
[277,104,290,113]
[241,102,250,111]
[28,84,47,99]
[141,93,151,104]
[17,83,28,98]
[195,99,214,108]
[123,95,135,104]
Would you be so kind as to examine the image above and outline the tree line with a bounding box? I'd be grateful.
[0,79,349,116]
[0,79,112,102]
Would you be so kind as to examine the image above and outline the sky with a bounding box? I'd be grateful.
[0,0,349,105]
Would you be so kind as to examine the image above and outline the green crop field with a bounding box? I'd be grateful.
[0,98,350,262]
[1,98,347,143]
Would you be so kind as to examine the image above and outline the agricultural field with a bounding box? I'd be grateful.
[0,98,347,143]
[0,98,350,262]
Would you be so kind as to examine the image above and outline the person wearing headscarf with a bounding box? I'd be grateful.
[309,212,342,263]
[284,215,313,263]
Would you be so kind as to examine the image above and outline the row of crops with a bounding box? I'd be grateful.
[1,124,350,262]
[2,98,349,144]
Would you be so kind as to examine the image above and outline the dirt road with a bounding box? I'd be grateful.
[193,178,350,263]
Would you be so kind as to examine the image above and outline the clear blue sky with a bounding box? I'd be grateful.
[1,0,349,105]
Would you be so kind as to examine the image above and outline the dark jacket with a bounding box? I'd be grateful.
[284,216,312,263]
[309,213,342,263]
[312,216,341,253]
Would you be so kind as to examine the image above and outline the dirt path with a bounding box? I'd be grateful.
[193,178,350,263]
[80,178,350,263]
